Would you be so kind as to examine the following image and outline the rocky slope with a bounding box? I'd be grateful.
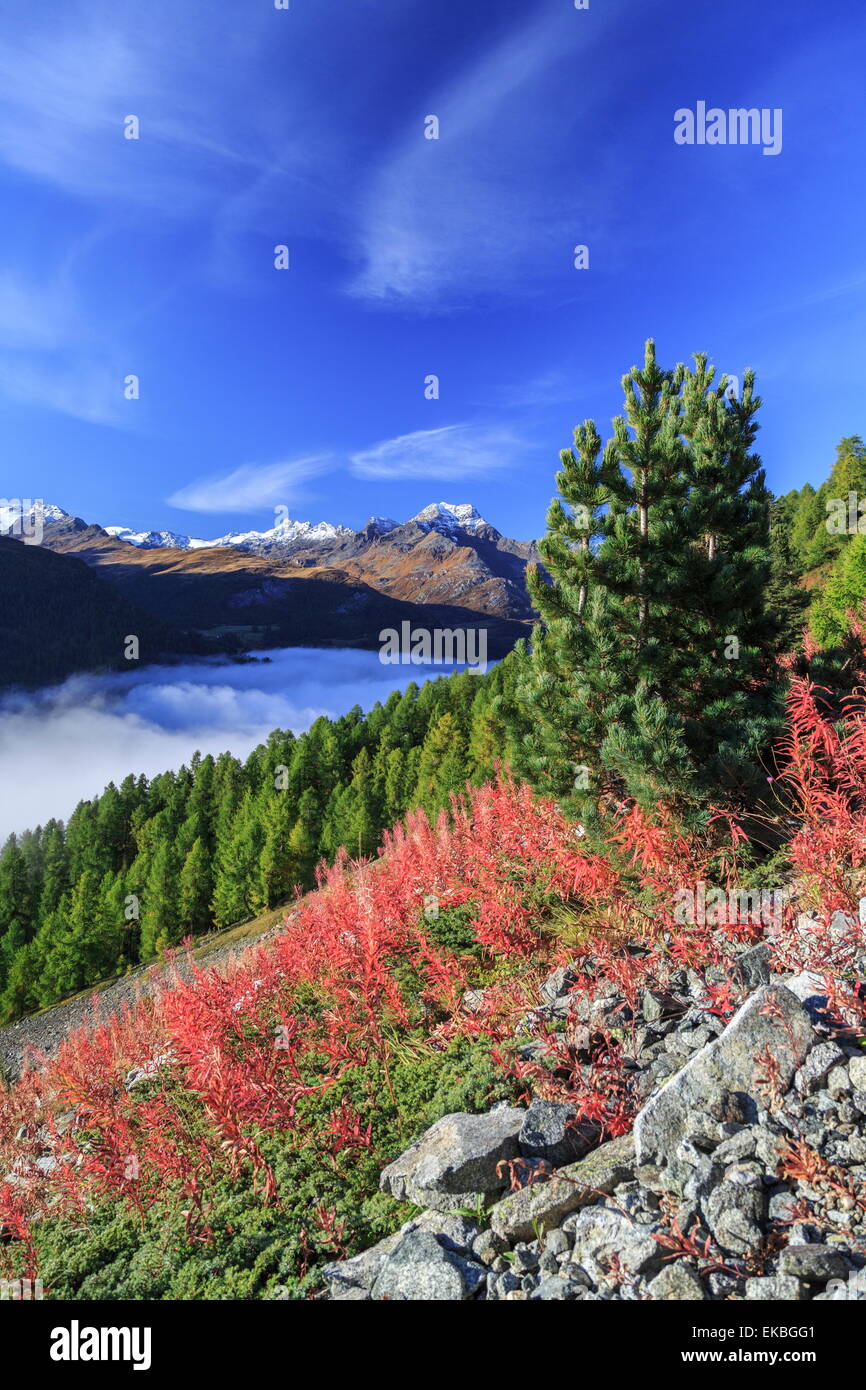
[323,920,866,1301]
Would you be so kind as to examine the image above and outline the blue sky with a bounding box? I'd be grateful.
[1,0,864,542]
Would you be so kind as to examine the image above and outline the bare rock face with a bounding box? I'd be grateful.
[634,984,814,1173]
[379,1108,524,1213]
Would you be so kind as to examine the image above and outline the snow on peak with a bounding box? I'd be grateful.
[0,500,71,537]
[412,502,488,534]
[105,516,353,552]
[106,526,195,549]
[364,516,399,535]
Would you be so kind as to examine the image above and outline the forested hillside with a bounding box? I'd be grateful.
[0,663,514,1019]
[776,435,866,643]
[0,537,202,689]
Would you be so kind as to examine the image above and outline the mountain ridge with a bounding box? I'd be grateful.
[0,499,539,677]
[36,499,498,554]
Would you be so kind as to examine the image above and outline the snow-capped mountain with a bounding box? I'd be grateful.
[105,526,205,550]
[0,500,69,535]
[412,502,487,535]
[21,498,539,647]
[104,517,355,552]
[101,502,490,554]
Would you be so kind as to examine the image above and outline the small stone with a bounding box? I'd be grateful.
[848,1055,866,1091]
[512,1242,539,1274]
[795,1042,846,1095]
[490,1132,635,1242]
[736,944,771,993]
[462,989,486,1014]
[642,989,687,1024]
[530,1276,585,1300]
[567,1205,661,1278]
[647,1262,705,1300]
[714,1128,757,1166]
[705,1181,765,1256]
[544,1228,571,1257]
[779,1243,850,1281]
[540,965,577,1005]
[745,1275,807,1300]
[708,1272,740,1299]
[827,1064,851,1096]
[768,1188,799,1222]
[471,1228,505,1265]
[754,1130,786,1170]
[494,1270,522,1297]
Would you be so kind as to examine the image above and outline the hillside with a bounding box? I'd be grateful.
[0,663,516,1020]
[0,537,202,690]
[1,668,865,1302]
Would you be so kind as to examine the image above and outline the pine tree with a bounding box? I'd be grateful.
[766,497,810,651]
[811,532,866,647]
[517,340,779,818]
[178,836,214,933]
[0,837,34,993]
[415,713,468,816]
[254,782,299,910]
[140,841,180,957]
[286,805,319,890]
[210,790,262,928]
[37,820,69,919]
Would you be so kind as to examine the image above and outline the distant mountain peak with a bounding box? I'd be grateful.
[0,500,70,532]
[364,516,399,536]
[29,497,539,638]
[411,502,488,534]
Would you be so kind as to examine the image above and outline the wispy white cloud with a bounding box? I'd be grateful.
[0,272,79,352]
[167,454,335,514]
[0,4,284,212]
[0,253,134,424]
[0,356,124,427]
[346,2,624,307]
[350,423,522,481]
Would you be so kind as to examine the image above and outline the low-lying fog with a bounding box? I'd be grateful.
[0,647,455,842]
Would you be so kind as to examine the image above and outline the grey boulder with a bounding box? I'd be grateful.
[519,1099,599,1168]
[635,985,815,1173]
[379,1108,524,1213]
[370,1229,486,1301]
